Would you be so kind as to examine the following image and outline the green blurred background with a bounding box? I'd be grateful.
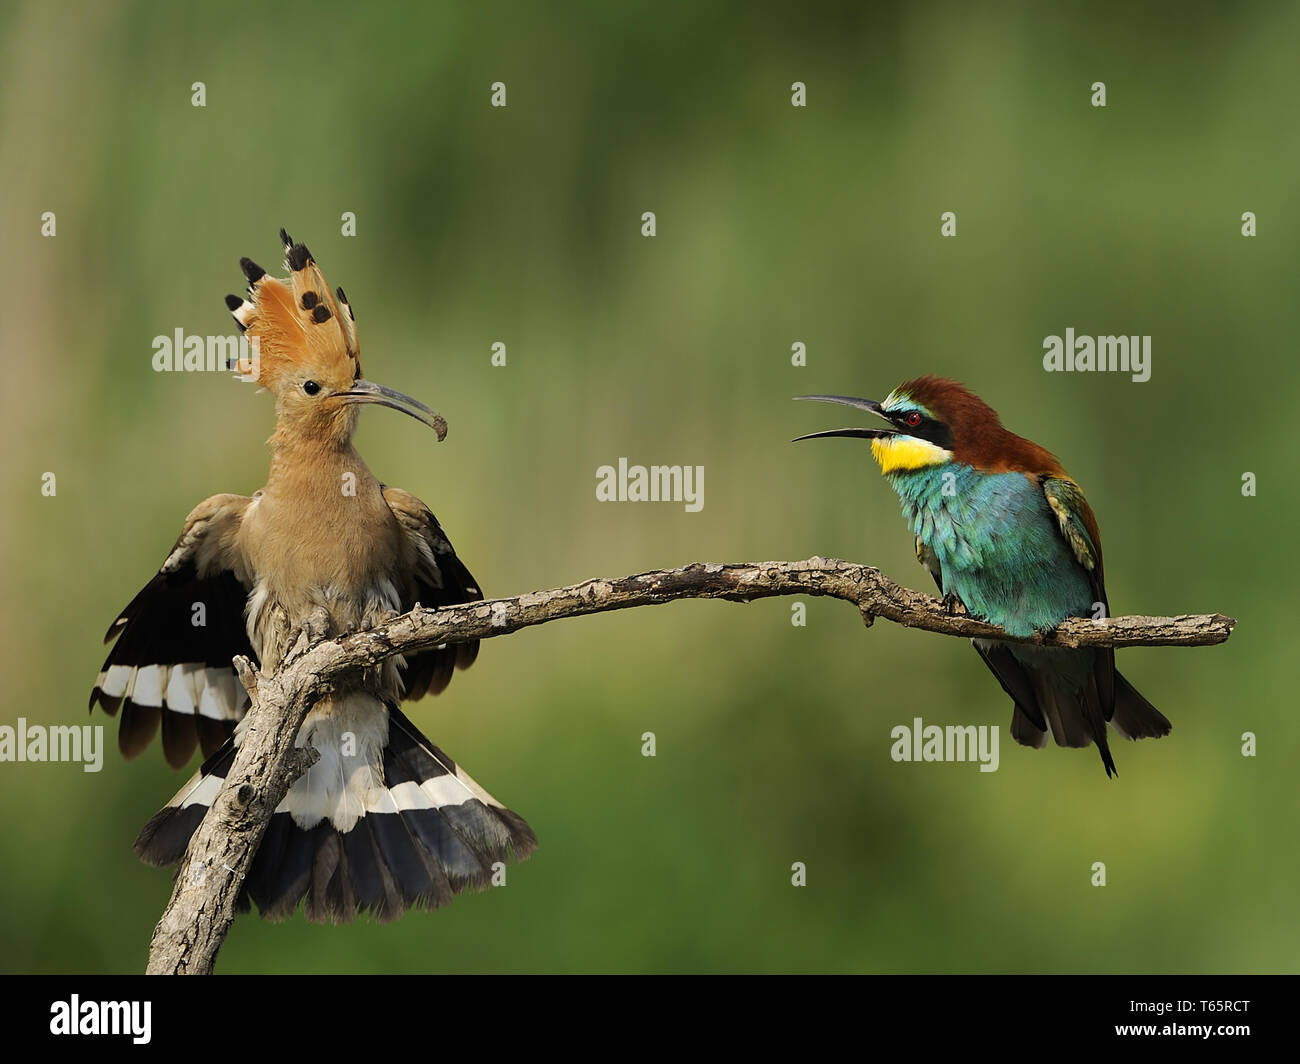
[0,1,1293,973]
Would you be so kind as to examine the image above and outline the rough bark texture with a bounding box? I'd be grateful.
[143,557,1235,974]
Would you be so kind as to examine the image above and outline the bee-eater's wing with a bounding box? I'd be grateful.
[381,485,485,700]
[1041,476,1106,607]
[91,493,256,768]
[914,534,943,588]
[1042,475,1120,728]
[1041,478,1173,744]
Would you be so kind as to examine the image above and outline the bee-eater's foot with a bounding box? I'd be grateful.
[942,592,967,616]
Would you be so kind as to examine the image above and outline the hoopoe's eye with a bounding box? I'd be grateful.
[303,380,321,396]
[905,411,922,427]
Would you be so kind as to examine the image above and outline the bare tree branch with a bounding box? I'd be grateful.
[143,557,1235,974]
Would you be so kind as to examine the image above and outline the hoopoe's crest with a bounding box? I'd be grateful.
[223,230,446,446]
[226,228,361,389]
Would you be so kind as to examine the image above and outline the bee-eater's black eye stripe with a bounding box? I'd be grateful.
[892,413,953,450]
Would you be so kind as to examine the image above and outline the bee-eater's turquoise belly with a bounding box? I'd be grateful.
[886,464,1094,637]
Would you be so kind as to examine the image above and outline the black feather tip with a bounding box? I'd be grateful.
[336,286,355,319]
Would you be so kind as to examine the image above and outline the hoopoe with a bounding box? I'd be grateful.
[90,229,536,922]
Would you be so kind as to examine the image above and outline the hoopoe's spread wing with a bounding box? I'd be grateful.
[382,485,484,700]
[92,493,256,768]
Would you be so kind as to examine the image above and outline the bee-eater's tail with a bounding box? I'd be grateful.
[976,641,1169,777]
[1025,658,1119,777]
[133,699,536,922]
[1109,671,1172,740]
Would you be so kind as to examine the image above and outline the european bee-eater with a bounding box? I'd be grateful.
[795,376,1170,777]
[91,229,535,922]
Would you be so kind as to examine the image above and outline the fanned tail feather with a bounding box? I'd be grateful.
[134,703,535,923]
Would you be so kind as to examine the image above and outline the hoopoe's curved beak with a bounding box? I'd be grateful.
[791,394,895,442]
[335,380,448,441]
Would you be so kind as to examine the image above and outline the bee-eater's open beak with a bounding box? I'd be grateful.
[791,394,894,442]
[335,380,448,441]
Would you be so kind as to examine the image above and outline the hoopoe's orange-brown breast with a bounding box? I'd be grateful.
[238,439,407,671]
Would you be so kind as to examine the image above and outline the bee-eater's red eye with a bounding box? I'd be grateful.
[906,411,922,427]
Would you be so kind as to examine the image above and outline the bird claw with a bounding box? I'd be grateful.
[302,606,333,643]
[942,593,967,616]
[357,609,399,633]
[284,607,334,663]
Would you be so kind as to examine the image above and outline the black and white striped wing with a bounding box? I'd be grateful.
[91,493,257,768]
[382,486,484,701]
